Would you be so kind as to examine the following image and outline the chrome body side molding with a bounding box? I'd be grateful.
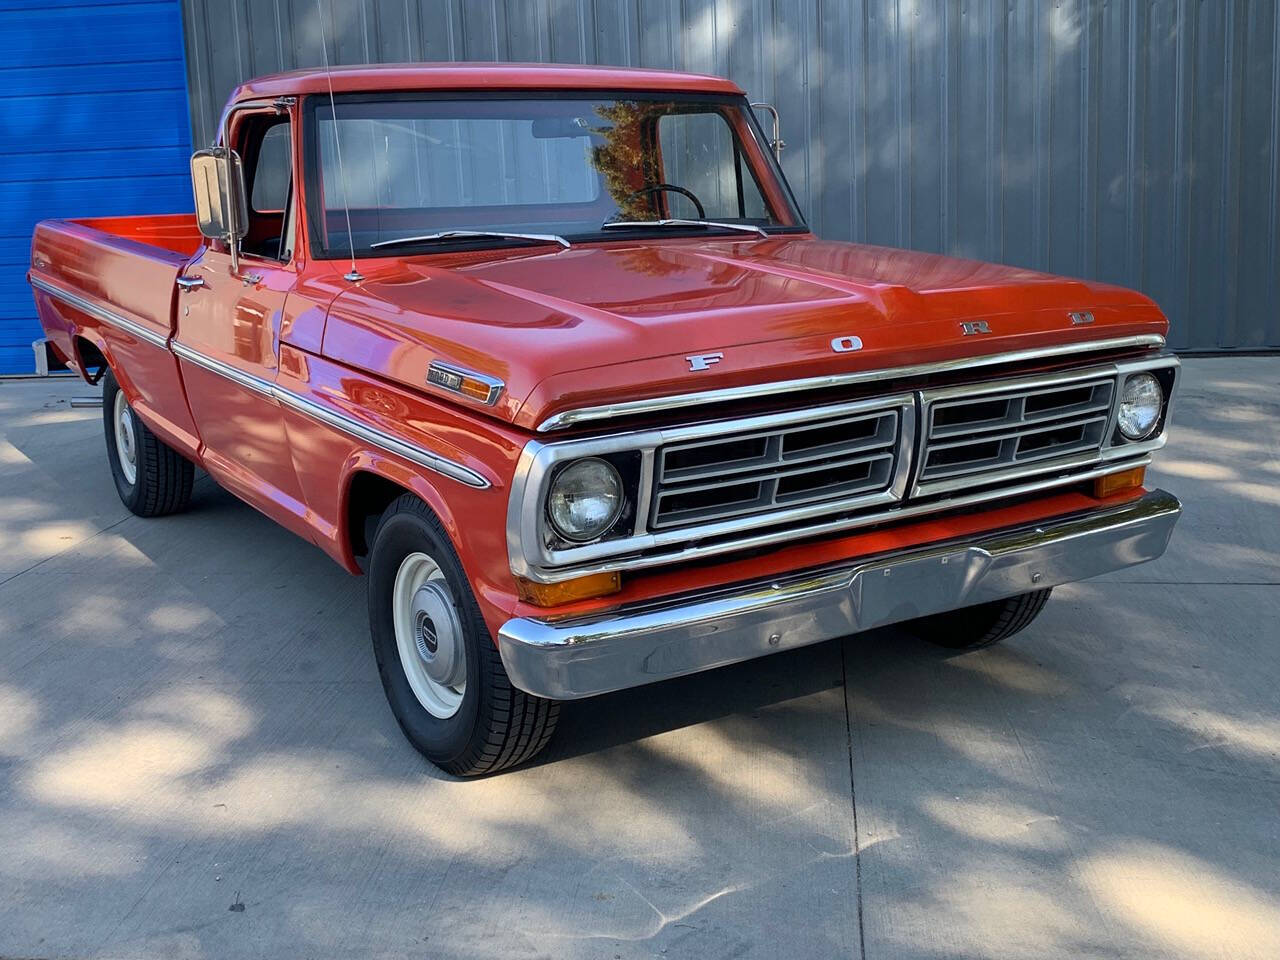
[535,334,1168,432]
[170,342,491,489]
[33,271,489,489]
[497,489,1182,699]
[30,275,170,349]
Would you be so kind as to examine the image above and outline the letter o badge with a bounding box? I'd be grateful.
[831,335,863,353]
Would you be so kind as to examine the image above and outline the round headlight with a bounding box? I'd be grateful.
[547,458,624,543]
[1117,373,1163,440]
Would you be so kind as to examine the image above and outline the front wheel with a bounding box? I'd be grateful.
[904,589,1053,650]
[102,370,194,517]
[368,494,559,776]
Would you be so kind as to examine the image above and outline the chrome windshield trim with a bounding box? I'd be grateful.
[30,275,170,349]
[171,341,490,489]
[535,334,1168,431]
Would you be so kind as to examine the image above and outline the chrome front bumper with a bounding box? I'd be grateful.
[497,489,1181,700]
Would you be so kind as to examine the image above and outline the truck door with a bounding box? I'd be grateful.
[173,107,312,539]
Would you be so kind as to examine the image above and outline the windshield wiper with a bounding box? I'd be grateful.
[370,229,571,250]
[600,218,770,239]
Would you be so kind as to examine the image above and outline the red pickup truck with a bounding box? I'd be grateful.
[29,64,1180,775]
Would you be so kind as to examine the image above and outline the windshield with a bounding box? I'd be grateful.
[303,93,803,258]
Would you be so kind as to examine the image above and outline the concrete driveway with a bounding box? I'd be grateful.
[1,357,1277,960]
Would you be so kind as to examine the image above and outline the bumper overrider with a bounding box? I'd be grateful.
[497,489,1181,699]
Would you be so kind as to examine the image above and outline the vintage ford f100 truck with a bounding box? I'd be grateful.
[29,64,1180,775]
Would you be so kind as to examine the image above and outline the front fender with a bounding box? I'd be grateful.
[328,449,523,640]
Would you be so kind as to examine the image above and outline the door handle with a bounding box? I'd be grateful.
[176,276,205,292]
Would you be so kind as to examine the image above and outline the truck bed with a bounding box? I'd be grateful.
[29,212,204,456]
[67,213,204,258]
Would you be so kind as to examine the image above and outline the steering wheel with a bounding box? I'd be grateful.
[624,183,707,220]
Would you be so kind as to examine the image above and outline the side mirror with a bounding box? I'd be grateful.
[749,102,786,161]
[190,148,248,243]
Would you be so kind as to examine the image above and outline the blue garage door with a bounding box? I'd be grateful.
[0,0,193,373]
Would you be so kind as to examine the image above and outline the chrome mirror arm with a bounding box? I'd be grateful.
[750,102,786,161]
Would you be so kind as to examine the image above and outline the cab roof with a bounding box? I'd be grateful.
[231,62,744,102]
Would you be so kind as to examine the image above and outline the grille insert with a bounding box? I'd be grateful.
[916,375,1116,493]
[652,408,902,529]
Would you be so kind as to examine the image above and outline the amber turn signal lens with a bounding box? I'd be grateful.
[459,378,495,402]
[1094,465,1146,498]
[517,571,622,606]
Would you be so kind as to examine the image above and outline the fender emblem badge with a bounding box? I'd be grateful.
[686,352,724,372]
[426,361,504,405]
[1069,310,1095,325]
[960,320,991,336]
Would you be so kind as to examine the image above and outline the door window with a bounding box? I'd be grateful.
[242,118,293,262]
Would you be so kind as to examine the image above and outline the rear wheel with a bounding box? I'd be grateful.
[102,370,194,517]
[368,494,559,776]
[905,589,1053,650]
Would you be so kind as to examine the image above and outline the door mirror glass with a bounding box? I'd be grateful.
[190,149,249,241]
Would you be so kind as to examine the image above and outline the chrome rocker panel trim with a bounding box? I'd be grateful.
[535,334,1168,431]
[497,488,1181,700]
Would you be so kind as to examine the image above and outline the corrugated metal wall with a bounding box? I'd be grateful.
[0,0,194,373]
[179,0,1280,351]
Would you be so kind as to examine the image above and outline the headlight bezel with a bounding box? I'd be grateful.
[1109,361,1176,447]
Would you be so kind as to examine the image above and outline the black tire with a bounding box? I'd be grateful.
[102,369,194,517]
[368,493,559,776]
[905,588,1053,650]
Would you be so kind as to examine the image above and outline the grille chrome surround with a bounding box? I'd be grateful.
[652,407,902,528]
[914,369,1119,497]
[507,354,1179,584]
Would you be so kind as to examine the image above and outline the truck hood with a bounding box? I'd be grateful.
[320,236,1167,431]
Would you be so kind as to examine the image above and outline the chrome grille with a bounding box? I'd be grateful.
[509,353,1179,585]
[651,406,904,529]
[915,373,1116,495]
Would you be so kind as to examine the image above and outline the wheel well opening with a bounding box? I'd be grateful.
[73,337,108,384]
[346,472,411,568]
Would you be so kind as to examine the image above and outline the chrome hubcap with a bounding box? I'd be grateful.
[392,552,465,718]
[113,389,138,486]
